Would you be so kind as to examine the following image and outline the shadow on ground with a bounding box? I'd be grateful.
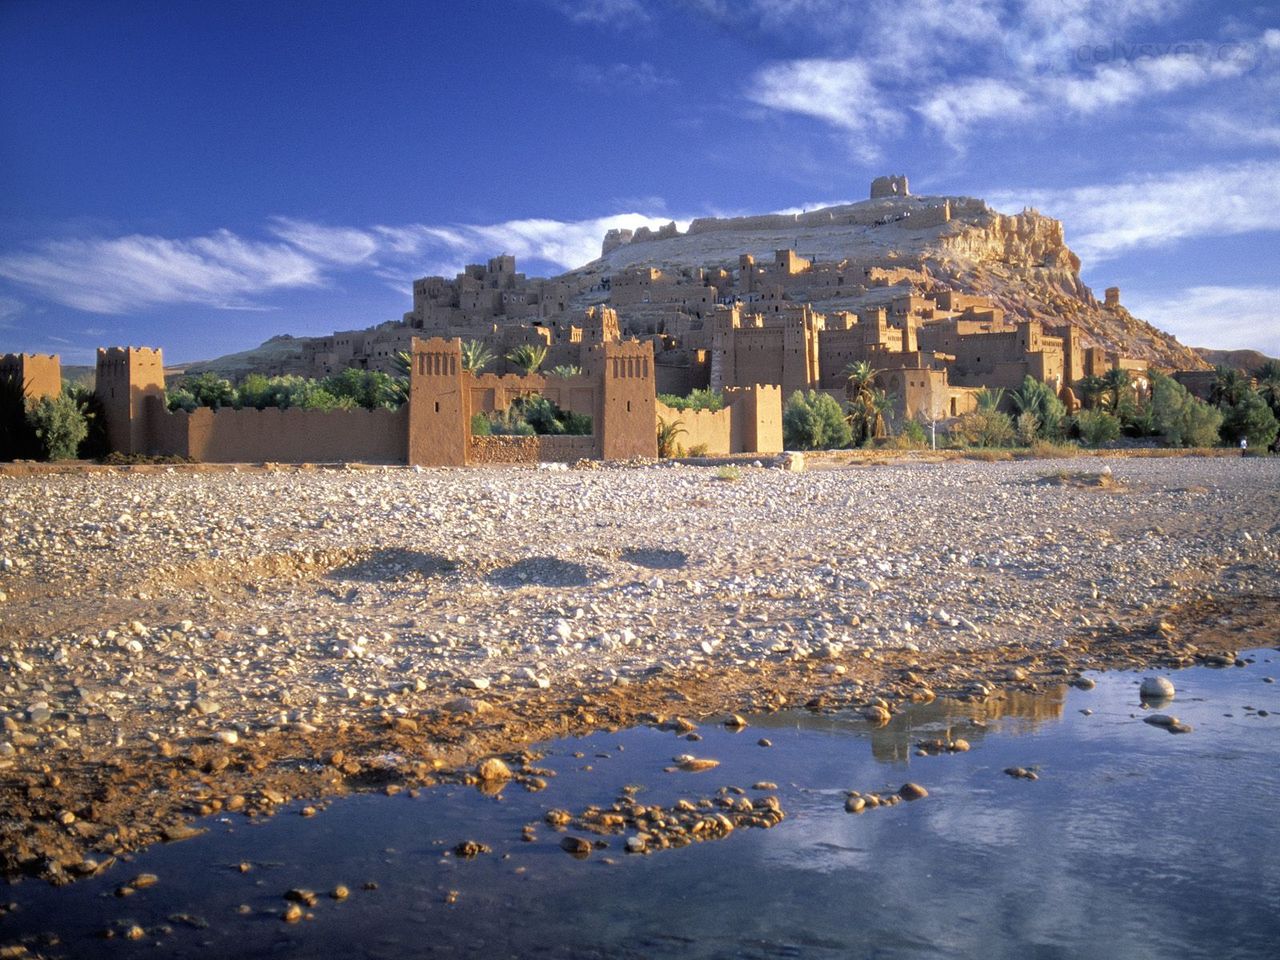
[487,557,603,588]
[621,548,688,570]
[328,548,459,582]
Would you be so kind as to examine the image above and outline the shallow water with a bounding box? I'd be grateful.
[5,652,1279,959]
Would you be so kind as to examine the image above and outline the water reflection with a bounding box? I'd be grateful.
[4,656,1277,960]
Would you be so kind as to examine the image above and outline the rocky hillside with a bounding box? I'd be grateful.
[567,194,1209,372]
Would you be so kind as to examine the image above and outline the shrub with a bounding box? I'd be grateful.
[27,393,88,460]
[488,408,536,436]
[687,443,709,457]
[953,409,1014,448]
[658,388,725,412]
[1074,409,1121,446]
[511,394,591,435]
[470,412,492,436]
[714,465,742,482]
[900,419,927,448]
[1149,372,1223,447]
[783,390,851,450]
[1010,376,1066,438]
[1015,411,1041,446]
[657,416,687,457]
[65,385,108,459]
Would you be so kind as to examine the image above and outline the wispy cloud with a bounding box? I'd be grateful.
[571,60,677,92]
[0,295,21,328]
[985,159,1280,262]
[0,231,323,313]
[0,212,684,315]
[550,0,649,26]
[1125,285,1280,356]
[741,1,1277,148]
[746,58,903,157]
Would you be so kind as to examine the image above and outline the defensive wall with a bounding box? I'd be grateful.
[655,385,782,456]
[90,337,800,466]
[0,353,62,402]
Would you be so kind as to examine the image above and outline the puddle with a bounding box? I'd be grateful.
[4,652,1278,959]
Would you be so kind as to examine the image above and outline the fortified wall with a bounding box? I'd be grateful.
[91,336,680,466]
[0,353,62,402]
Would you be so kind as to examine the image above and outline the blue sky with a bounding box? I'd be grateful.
[1,0,1277,365]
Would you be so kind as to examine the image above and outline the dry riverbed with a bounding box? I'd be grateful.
[1,455,1277,885]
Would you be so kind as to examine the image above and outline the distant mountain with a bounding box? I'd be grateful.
[1194,347,1278,375]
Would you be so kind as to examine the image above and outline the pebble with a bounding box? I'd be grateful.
[1140,677,1176,700]
[899,782,929,801]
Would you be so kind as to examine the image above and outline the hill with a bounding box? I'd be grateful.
[1195,347,1278,375]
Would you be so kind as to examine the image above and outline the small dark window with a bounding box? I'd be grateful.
[434,401,440,413]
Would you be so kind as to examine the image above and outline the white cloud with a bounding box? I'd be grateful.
[1124,285,1280,356]
[746,57,903,153]
[985,159,1280,263]
[743,2,1276,146]
[0,231,323,313]
[268,218,381,265]
[0,295,21,328]
[0,212,683,315]
[915,78,1032,147]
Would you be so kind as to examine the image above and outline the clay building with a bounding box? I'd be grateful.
[0,353,62,402]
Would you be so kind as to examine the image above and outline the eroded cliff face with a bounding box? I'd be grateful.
[942,208,1080,274]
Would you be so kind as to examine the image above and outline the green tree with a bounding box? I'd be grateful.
[1254,360,1280,418]
[506,343,548,375]
[322,368,401,409]
[783,390,852,450]
[461,340,495,375]
[64,384,108,459]
[658,388,725,412]
[1149,372,1223,447]
[1075,375,1105,410]
[1074,409,1121,446]
[843,362,888,445]
[1220,390,1279,449]
[974,386,1006,412]
[27,393,88,460]
[1210,366,1251,409]
[1009,376,1066,439]
[549,364,582,379]
[1099,368,1132,415]
[179,373,237,409]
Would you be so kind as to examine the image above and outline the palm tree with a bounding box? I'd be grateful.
[656,416,686,458]
[843,361,885,445]
[461,339,495,375]
[549,364,582,379]
[870,389,895,439]
[974,387,1005,412]
[1209,366,1249,409]
[505,343,548,375]
[1075,375,1105,410]
[1100,368,1131,414]
[1255,360,1280,416]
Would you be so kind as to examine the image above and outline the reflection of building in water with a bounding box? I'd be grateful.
[867,687,1069,765]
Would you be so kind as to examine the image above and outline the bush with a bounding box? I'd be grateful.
[657,416,686,457]
[1149,372,1223,447]
[322,368,403,410]
[714,465,742,482]
[658,388,725,412]
[1074,409,1121,446]
[687,443,709,457]
[900,419,927,448]
[1015,411,1040,446]
[470,412,492,436]
[179,373,237,410]
[952,409,1014,448]
[27,393,88,460]
[783,390,851,450]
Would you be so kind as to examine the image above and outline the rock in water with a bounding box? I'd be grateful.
[1140,676,1175,700]
[476,757,513,782]
[899,782,929,801]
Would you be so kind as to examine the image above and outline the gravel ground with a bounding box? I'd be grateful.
[1,454,1277,883]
